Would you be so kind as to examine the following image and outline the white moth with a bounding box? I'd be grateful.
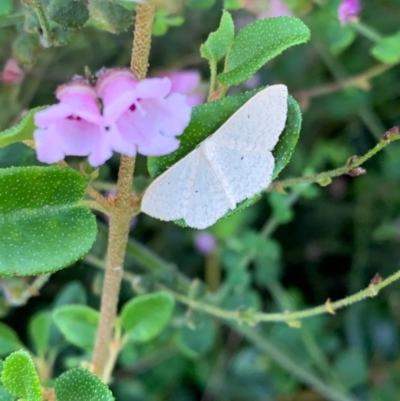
[141,84,288,229]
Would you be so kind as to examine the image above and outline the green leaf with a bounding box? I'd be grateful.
[218,17,310,86]
[268,191,294,224]
[29,311,52,357]
[0,166,97,276]
[50,282,87,347]
[334,349,368,389]
[166,16,184,27]
[153,18,168,36]
[12,32,41,66]
[47,0,89,28]
[1,350,42,401]
[309,1,355,54]
[116,0,138,10]
[370,31,400,63]
[53,305,99,351]
[272,94,302,179]
[0,0,12,17]
[221,289,261,312]
[147,88,301,226]
[200,11,234,62]
[55,368,114,401]
[88,0,133,33]
[177,313,217,358]
[0,323,22,357]
[0,106,47,148]
[120,292,175,343]
[253,237,282,285]
[223,0,241,10]
[0,386,13,401]
[186,0,216,9]
[53,281,87,308]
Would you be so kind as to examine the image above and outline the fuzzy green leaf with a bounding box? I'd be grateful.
[1,350,42,401]
[0,106,47,148]
[218,17,310,86]
[47,0,89,28]
[0,166,97,276]
[55,368,114,401]
[200,11,234,62]
[88,0,133,33]
[120,292,175,343]
[53,305,99,351]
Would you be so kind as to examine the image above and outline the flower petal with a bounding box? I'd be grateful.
[34,127,65,163]
[167,70,201,94]
[135,77,172,99]
[137,134,180,156]
[106,123,137,157]
[35,104,73,127]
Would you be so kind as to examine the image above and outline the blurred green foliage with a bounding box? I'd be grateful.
[1,0,400,400]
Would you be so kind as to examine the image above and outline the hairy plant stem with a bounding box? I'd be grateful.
[92,156,135,378]
[294,62,398,104]
[29,0,54,47]
[92,4,155,379]
[131,3,156,80]
[269,133,400,192]
[350,21,382,42]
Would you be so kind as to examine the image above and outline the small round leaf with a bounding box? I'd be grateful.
[120,292,175,343]
[1,350,42,401]
[55,368,114,401]
[218,17,310,86]
[0,166,97,276]
[48,0,89,28]
[52,305,99,351]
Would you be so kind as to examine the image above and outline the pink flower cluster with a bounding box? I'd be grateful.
[338,0,361,24]
[34,68,198,167]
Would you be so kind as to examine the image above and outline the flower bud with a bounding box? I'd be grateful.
[0,59,24,84]
[338,0,361,24]
[194,232,217,255]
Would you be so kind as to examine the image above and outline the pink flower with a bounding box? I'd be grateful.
[1,58,24,84]
[34,79,112,167]
[338,0,361,24]
[157,70,205,107]
[97,68,192,157]
[194,232,217,255]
